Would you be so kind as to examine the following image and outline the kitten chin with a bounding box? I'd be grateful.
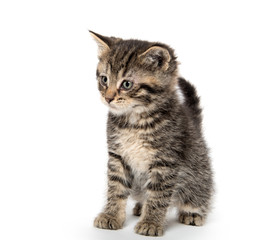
[108,106,130,116]
[107,105,137,116]
[107,102,154,117]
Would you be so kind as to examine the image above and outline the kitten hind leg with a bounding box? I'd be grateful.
[179,212,204,226]
[178,205,205,226]
[133,202,142,216]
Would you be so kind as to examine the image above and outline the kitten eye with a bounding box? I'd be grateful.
[121,80,133,90]
[100,76,108,86]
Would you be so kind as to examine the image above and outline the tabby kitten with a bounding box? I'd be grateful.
[90,31,213,236]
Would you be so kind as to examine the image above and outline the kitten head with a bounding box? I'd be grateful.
[90,31,178,115]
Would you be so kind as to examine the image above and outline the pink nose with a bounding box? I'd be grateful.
[105,97,114,103]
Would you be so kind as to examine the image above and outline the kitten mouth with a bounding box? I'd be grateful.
[108,103,117,109]
[109,105,116,109]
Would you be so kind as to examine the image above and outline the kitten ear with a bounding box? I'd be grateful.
[139,46,171,70]
[89,30,118,58]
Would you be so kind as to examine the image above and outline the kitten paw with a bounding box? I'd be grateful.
[135,221,163,236]
[133,202,142,216]
[94,213,123,230]
[179,212,204,226]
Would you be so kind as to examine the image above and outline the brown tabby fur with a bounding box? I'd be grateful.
[90,31,214,236]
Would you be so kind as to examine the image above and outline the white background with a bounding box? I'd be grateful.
[0,0,253,239]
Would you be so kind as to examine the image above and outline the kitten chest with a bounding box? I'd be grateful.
[115,129,154,173]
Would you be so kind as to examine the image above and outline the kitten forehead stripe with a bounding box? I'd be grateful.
[122,50,136,78]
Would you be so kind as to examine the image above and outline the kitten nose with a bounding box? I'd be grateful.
[105,90,116,104]
[105,96,114,103]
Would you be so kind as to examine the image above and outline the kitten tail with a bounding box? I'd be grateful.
[178,77,202,126]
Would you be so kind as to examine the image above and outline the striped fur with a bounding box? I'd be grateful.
[91,31,214,236]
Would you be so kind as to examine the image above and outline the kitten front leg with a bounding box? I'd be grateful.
[135,163,176,236]
[94,152,130,230]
